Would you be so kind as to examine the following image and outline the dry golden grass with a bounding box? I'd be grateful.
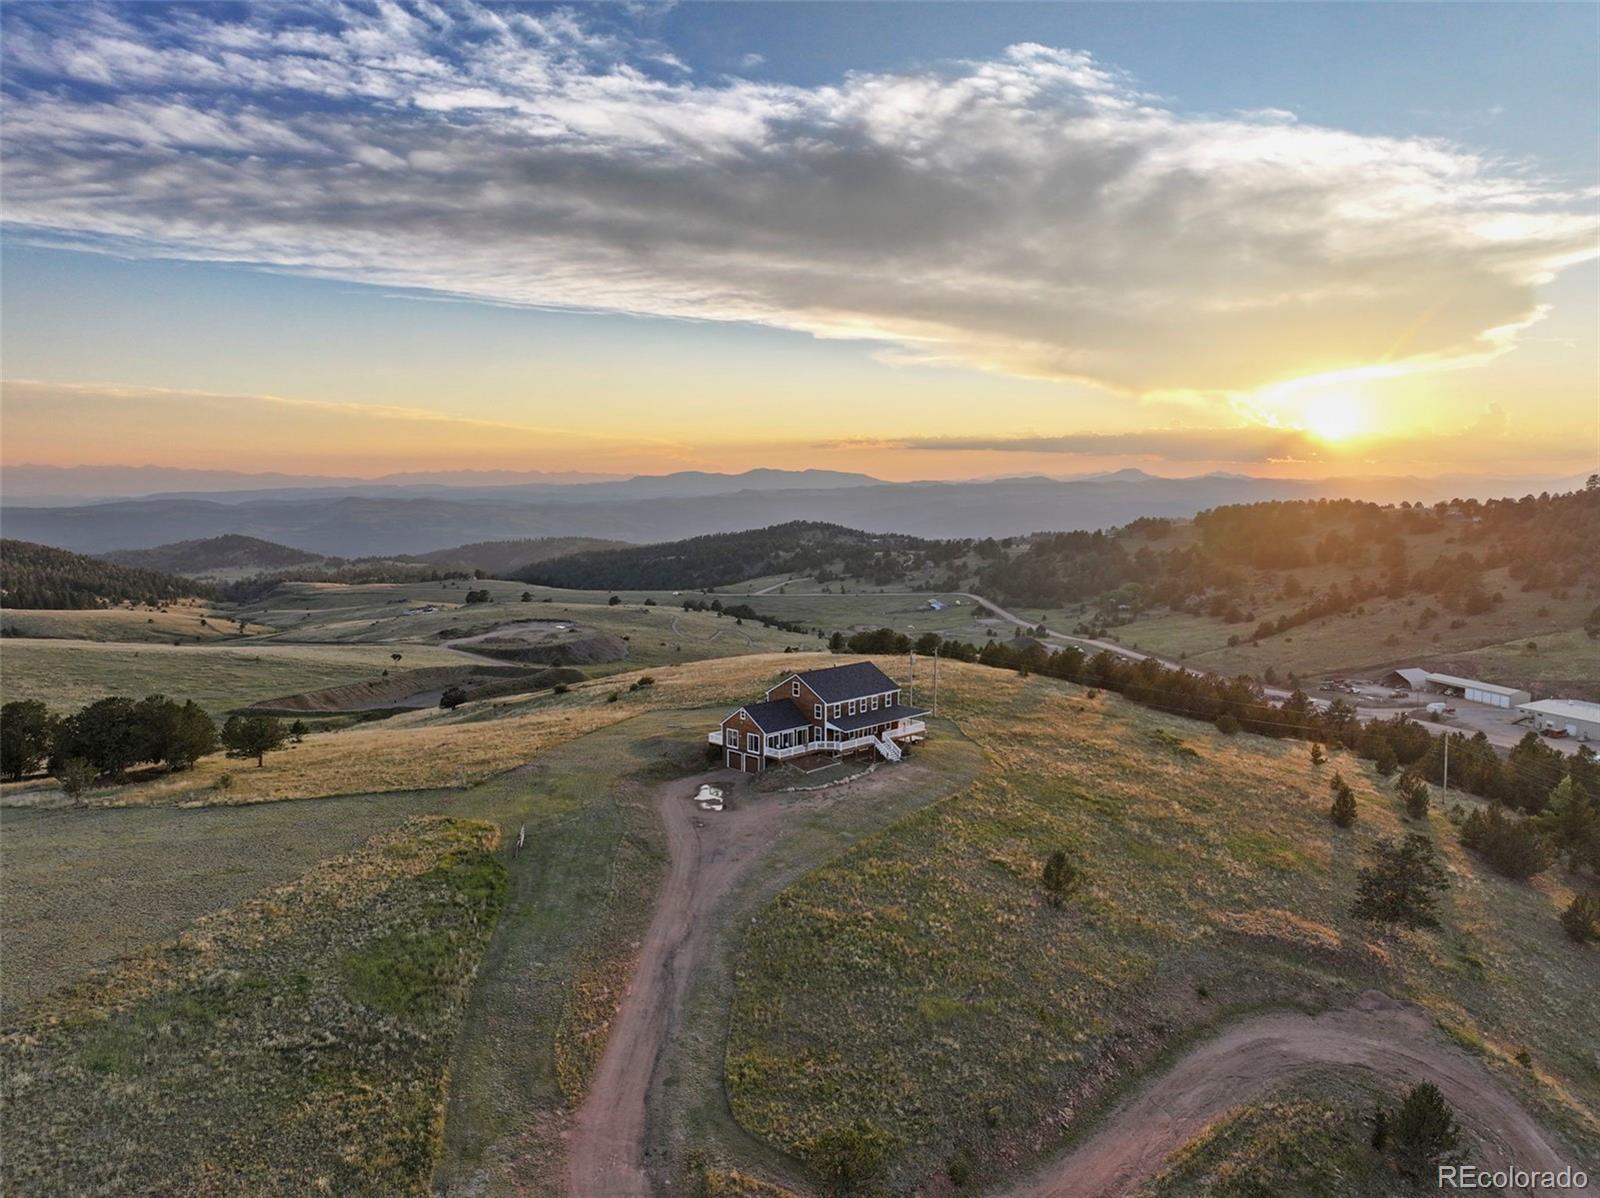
[0,605,272,643]
[2,652,834,808]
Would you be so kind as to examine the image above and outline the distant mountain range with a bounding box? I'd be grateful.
[1,466,1588,557]
[98,533,628,579]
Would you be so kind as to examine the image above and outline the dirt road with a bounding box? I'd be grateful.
[565,768,892,1196]
[998,991,1596,1198]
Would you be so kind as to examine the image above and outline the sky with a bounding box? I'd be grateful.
[2,1,1597,483]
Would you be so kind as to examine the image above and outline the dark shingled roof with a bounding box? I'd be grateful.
[737,699,813,734]
[791,661,899,703]
[830,703,929,733]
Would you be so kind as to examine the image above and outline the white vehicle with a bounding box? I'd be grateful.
[694,783,725,811]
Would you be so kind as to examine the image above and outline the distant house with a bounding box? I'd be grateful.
[711,660,928,773]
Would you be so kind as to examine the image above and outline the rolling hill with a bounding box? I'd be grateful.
[517,521,960,590]
[102,534,329,575]
[409,536,629,576]
[0,538,210,609]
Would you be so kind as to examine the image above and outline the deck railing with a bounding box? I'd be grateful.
[708,719,926,758]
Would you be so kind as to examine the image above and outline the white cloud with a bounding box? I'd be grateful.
[2,1,1595,399]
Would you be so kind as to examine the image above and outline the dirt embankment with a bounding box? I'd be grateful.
[999,991,1597,1198]
[452,630,628,666]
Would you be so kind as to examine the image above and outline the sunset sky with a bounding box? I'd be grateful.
[2,1,1597,482]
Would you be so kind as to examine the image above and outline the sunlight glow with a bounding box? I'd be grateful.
[1301,391,1368,442]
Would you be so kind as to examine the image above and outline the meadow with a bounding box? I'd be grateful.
[0,605,273,643]
[0,637,471,716]
[1,816,505,1197]
[724,661,1600,1191]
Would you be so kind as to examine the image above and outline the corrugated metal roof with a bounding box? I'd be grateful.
[1423,672,1528,697]
[1517,699,1600,723]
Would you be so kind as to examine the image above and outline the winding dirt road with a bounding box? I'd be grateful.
[999,991,1596,1198]
[566,768,895,1196]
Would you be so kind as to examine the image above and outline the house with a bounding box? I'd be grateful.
[1517,699,1600,741]
[710,660,929,773]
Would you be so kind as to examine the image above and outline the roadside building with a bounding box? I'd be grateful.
[1516,699,1600,742]
[1381,668,1430,690]
[1421,673,1531,709]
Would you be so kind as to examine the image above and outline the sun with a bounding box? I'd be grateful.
[1302,391,1367,442]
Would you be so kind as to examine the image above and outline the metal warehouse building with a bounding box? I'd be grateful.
[1517,699,1600,742]
[1419,672,1532,709]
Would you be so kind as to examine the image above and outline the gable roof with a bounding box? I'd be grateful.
[791,660,899,703]
[736,699,813,734]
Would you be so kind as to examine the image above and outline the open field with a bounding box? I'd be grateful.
[724,661,1600,1192]
[1,816,505,1197]
[0,652,838,807]
[1,605,273,643]
[234,579,813,668]
[0,637,472,716]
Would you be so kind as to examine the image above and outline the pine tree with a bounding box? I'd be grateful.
[1309,742,1326,766]
[1389,1083,1460,1178]
[1398,770,1430,821]
[1330,781,1358,828]
[1041,850,1079,907]
[1353,834,1449,929]
[1560,892,1599,944]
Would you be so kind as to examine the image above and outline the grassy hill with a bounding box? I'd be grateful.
[4,648,1595,1196]
[723,663,1600,1191]
[983,488,1600,692]
[101,534,328,575]
[518,521,969,591]
[0,538,209,609]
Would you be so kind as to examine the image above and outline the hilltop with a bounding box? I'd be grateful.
[518,521,967,591]
[0,538,209,609]
[408,536,629,576]
[102,534,329,575]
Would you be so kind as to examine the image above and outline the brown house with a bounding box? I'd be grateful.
[711,660,929,773]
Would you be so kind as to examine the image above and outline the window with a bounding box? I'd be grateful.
[814,703,823,718]
[870,695,879,710]
[848,700,857,715]
[831,704,842,718]
[792,680,800,697]
[746,732,759,752]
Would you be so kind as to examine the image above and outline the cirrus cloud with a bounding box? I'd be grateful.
[2,1,1596,398]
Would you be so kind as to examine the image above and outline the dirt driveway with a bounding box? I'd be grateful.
[997,990,1596,1198]
[566,766,902,1197]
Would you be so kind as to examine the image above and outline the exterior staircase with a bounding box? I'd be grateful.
[874,736,903,762]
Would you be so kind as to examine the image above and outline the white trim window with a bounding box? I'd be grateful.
[792,680,801,697]
[746,732,759,752]
[848,700,857,715]
[814,703,823,718]
[831,703,843,718]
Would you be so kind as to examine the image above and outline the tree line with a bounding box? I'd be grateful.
[1,697,298,795]
[0,539,208,609]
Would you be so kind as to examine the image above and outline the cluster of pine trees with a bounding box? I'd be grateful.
[1,697,298,789]
[0,539,207,609]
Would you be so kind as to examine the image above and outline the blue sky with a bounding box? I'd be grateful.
[2,2,1596,480]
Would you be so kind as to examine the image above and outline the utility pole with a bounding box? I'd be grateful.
[1442,731,1449,793]
[933,645,940,717]
[907,625,916,705]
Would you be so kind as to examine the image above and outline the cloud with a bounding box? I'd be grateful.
[829,427,1327,463]
[3,2,1596,398]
